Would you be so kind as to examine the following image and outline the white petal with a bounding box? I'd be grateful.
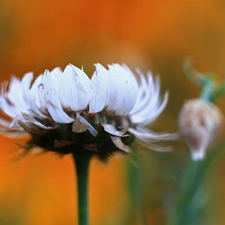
[0,118,24,133]
[128,126,178,151]
[138,141,173,152]
[107,64,138,115]
[42,70,74,123]
[0,94,19,118]
[17,121,40,135]
[0,129,26,137]
[72,117,89,133]
[73,114,98,136]
[0,75,29,118]
[89,64,109,113]
[21,72,33,93]
[7,76,27,109]
[110,136,132,153]
[130,72,168,125]
[134,126,180,140]
[0,72,33,119]
[132,92,168,125]
[21,113,57,130]
[102,123,129,137]
[49,67,63,91]
[22,74,48,118]
[59,64,91,111]
[90,64,139,115]
[130,73,154,115]
[128,127,171,139]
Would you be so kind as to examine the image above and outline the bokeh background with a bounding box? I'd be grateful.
[1,0,225,224]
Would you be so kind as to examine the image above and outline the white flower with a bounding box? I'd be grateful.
[178,99,223,161]
[0,63,177,159]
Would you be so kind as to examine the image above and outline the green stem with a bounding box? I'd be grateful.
[168,158,199,225]
[72,151,93,225]
[168,143,225,225]
[127,154,147,225]
[199,79,214,102]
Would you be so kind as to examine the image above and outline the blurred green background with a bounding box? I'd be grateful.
[1,0,225,224]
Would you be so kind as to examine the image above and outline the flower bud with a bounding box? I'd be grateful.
[178,99,223,161]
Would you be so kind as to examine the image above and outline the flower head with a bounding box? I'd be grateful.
[0,63,176,160]
[178,99,223,161]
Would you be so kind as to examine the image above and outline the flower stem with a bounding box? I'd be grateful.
[127,154,147,225]
[199,78,214,102]
[167,158,200,225]
[72,151,93,225]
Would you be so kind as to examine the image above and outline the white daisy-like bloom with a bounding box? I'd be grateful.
[0,63,177,160]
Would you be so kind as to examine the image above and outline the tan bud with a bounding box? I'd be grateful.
[178,99,223,161]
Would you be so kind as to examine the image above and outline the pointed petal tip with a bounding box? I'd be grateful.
[94,63,107,71]
[94,62,102,67]
[102,124,129,137]
[110,136,132,153]
[44,69,49,75]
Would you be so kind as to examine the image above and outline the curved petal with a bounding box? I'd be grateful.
[49,67,63,91]
[24,74,48,118]
[131,126,180,140]
[0,118,25,136]
[89,63,109,113]
[17,120,40,135]
[128,126,179,151]
[20,113,57,130]
[42,70,74,123]
[0,74,31,118]
[90,64,138,115]
[21,72,33,93]
[128,127,171,139]
[107,64,138,115]
[130,72,168,125]
[7,76,28,110]
[73,113,98,136]
[0,93,19,118]
[59,64,91,111]
[102,123,129,137]
[110,136,132,153]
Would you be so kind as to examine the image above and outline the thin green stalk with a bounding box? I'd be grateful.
[167,142,225,225]
[168,158,200,225]
[199,79,214,102]
[72,151,93,225]
[127,154,147,225]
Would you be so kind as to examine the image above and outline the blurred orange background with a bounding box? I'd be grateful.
[1,0,225,224]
